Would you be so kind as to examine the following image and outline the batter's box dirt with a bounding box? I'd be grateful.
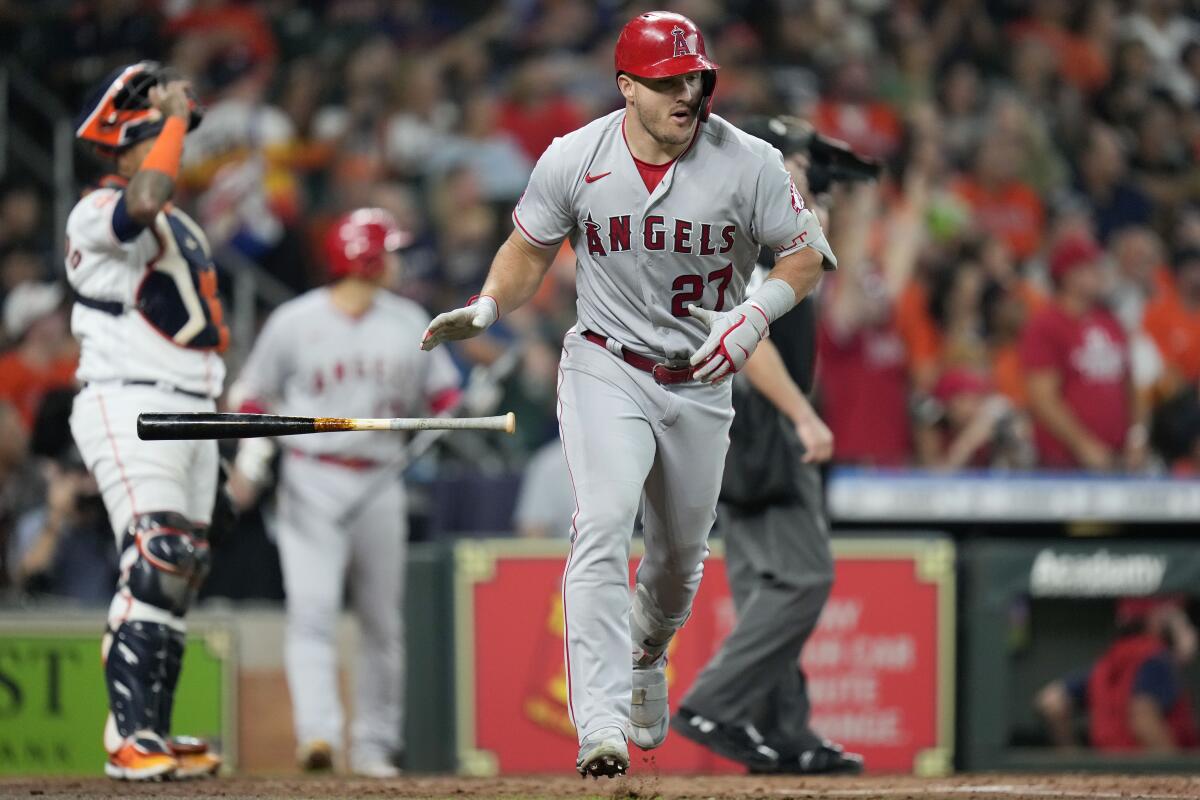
[1,774,1199,800]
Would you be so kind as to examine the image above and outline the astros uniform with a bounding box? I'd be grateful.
[230,287,459,767]
[66,179,227,541]
[64,172,229,772]
[512,109,835,743]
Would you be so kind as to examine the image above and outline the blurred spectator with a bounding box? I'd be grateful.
[1122,0,1199,105]
[8,389,116,604]
[0,400,32,593]
[0,282,78,429]
[181,45,307,288]
[813,56,903,162]
[936,61,987,169]
[1151,384,1200,476]
[978,235,1046,409]
[496,58,586,161]
[384,52,457,178]
[1036,596,1199,752]
[1108,226,1169,398]
[1020,235,1144,471]
[1061,0,1119,97]
[426,90,533,203]
[913,367,1032,471]
[429,165,499,295]
[951,133,1045,261]
[1130,96,1192,219]
[0,249,48,296]
[1109,226,1170,333]
[1143,246,1200,396]
[164,0,277,69]
[817,181,914,467]
[0,183,44,252]
[513,437,574,539]
[1075,122,1154,243]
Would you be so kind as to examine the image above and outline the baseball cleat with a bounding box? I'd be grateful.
[168,736,222,779]
[298,739,334,772]
[752,742,865,775]
[671,706,779,771]
[105,732,178,781]
[576,728,629,779]
[628,656,669,750]
[352,760,402,779]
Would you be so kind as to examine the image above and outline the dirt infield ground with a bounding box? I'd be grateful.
[1,773,1199,800]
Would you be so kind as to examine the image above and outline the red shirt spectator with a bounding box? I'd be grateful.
[0,282,78,430]
[1088,598,1200,752]
[496,61,585,161]
[1021,236,1133,469]
[818,317,911,467]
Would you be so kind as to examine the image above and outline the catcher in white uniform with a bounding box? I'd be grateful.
[421,11,835,778]
[67,61,225,781]
[228,209,461,777]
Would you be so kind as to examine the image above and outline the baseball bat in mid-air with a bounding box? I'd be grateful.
[136,412,517,440]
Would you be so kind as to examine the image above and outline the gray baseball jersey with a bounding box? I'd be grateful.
[233,286,459,767]
[514,110,837,748]
[232,287,460,461]
[513,110,835,360]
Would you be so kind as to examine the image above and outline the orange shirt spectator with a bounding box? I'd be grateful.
[812,99,904,162]
[894,280,940,384]
[1144,248,1200,386]
[951,176,1045,261]
[812,57,904,161]
[0,282,78,430]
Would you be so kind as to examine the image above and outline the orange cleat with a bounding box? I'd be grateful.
[105,732,178,781]
[168,736,222,779]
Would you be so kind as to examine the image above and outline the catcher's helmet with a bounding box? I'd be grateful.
[324,208,411,281]
[75,61,203,156]
[614,11,719,119]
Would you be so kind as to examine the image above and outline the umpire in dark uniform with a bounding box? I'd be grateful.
[671,117,867,775]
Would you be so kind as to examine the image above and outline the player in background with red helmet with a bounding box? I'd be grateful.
[68,61,225,781]
[227,209,460,777]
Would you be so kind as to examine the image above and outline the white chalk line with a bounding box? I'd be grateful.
[775,783,1197,800]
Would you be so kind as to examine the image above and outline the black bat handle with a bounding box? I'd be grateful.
[137,413,318,440]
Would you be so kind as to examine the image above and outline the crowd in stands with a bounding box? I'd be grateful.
[0,0,1198,598]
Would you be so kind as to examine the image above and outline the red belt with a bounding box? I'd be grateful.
[289,449,382,470]
[581,330,695,385]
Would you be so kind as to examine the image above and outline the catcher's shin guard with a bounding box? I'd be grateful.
[104,513,210,742]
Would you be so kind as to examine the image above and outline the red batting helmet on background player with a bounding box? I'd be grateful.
[614,11,720,120]
[324,208,412,281]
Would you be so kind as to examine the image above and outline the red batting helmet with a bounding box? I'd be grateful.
[614,12,720,120]
[75,61,204,156]
[324,208,411,281]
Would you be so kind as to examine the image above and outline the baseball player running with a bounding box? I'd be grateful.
[227,209,460,778]
[68,61,226,780]
[421,11,836,777]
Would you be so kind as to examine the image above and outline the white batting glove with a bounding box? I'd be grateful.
[420,295,499,351]
[687,302,770,384]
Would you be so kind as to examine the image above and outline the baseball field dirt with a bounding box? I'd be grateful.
[1,773,1198,800]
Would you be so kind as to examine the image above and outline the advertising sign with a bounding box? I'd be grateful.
[0,617,235,775]
[454,538,953,775]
